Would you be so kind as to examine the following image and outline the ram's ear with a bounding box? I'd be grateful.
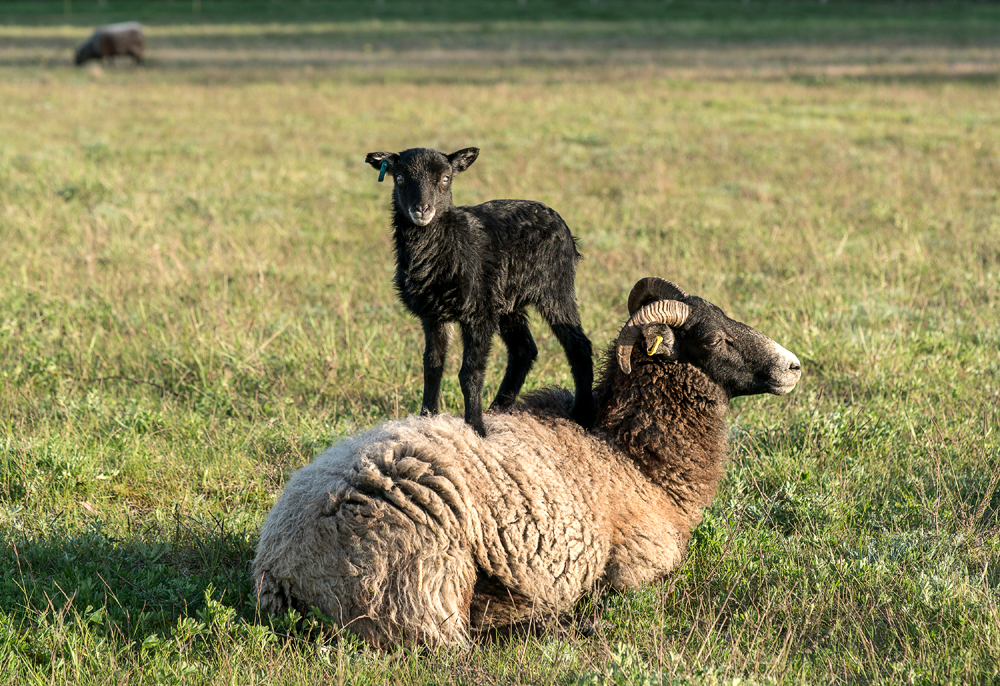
[365,151,398,172]
[447,147,479,173]
[641,323,678,360]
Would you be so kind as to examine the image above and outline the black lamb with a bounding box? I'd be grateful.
[364,146,595,437]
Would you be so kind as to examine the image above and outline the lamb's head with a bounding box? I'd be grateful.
[365,147,479,227]
[616,277,801,399]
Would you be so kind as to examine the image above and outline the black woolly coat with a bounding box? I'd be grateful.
[391,199,582,328]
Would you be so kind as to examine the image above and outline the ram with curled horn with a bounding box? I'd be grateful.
[252,276,801,647]
[616,277,691,374]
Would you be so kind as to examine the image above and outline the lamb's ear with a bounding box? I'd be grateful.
[642,323,678,360]
[365,151,398,172]
[447,147,480,173]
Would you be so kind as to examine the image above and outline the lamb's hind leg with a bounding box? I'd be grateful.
[491,311,537,411]
[550,320,595,429]
[537,301,595,429]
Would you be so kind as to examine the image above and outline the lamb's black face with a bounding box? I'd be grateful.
[646,297,801,399]
[365,147,479,227]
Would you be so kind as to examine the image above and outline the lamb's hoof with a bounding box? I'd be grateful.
[462,411,489,437]
[488,399,515,414]
[571,403,596,431]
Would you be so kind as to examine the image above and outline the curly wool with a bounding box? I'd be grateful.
[593,344,729,517]
[253,349,728,647]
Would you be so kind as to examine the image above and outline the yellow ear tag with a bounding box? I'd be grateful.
[646,335,663,356]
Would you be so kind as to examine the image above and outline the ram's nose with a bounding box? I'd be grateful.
[770,344,801,395]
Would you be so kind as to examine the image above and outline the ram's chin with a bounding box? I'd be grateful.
[767,382,798,396]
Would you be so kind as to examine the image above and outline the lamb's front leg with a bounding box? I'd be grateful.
[458,321,494,437]
[420,320,452,416]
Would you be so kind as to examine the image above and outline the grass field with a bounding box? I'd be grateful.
[2,1,999,684]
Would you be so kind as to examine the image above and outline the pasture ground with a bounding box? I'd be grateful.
[2,1,999,684]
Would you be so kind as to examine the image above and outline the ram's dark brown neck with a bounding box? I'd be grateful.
[593,350,730,513]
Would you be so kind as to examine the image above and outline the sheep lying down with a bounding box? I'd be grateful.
[253,277,802,647]
[254,410,684,647]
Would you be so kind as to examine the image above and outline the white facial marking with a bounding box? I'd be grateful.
[409,207,436,226]
[768,340,802,395]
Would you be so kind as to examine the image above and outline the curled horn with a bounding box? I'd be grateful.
[616,299,690,374]
[627,277,689,316]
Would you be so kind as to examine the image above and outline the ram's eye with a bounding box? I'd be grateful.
[441,175,450,185]
[707,337,725,348]
[395,174,404,185]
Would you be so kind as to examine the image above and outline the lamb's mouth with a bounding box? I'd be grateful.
[409,209,436,226]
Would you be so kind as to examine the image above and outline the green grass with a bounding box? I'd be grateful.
[2,1,1000,684]
[7,0,1000,31]
[5,0,1000,69]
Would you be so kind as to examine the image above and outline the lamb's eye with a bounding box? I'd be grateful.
[441,176,450,185]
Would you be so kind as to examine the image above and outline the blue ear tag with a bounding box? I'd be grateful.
[378,160,388,182]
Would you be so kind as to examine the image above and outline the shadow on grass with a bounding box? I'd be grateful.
[1,513,258,641]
